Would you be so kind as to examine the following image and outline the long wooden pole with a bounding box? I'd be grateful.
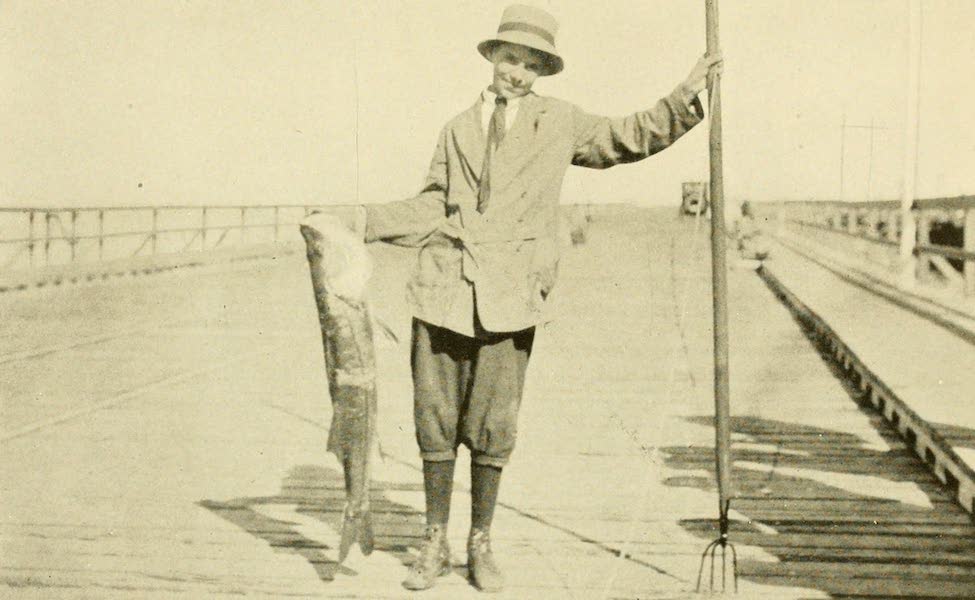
[705,0,733,518]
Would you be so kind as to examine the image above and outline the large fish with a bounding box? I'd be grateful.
[300,212,377,564]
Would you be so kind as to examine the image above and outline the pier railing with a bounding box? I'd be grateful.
[0,203,594,274]
[758,196,975,298]
[0,204,359,272]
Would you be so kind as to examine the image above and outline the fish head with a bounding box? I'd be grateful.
[300,212,373,301]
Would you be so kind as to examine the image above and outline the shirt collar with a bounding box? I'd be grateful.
[481,87,524,109]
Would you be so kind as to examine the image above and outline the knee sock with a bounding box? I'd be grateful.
[471,462,502,532]
[423,459,456,526]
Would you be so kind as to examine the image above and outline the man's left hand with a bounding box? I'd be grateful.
[679,52,723,104]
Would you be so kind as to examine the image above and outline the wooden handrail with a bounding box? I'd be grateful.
[913,195,975,211]
[917,242,975,262]
[760,196,975,297]
[0,204,352,270]
[761,197,975,211]
[0,204,359,213]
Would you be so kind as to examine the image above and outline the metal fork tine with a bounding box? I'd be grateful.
[730,537,740,593]
[721,541,727,591]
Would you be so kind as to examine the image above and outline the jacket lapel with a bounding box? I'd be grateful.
[490,94,544,192]
[450,93,547,217]
[451,100,486,189]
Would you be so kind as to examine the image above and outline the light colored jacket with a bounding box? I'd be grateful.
[365,87,703,336]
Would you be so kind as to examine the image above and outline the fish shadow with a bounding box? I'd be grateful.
[199,464,446,584]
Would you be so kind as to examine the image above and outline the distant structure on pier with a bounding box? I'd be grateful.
[681,181,709,216]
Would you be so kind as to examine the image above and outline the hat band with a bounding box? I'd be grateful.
[497,22,555,47]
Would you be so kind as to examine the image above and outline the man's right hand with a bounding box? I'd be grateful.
[679,52,723,104]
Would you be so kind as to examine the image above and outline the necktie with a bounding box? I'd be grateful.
[477,95,507,213]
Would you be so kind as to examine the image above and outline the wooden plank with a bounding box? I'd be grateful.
[766,546,975,567]
[664,453,956,477]
[747,574,975,598]
[731,478,949,498]
[727,511,970,525]
[743,512,973,525]
[758,522,975,537]
[733,498,958,513]
[701,531,975,552]
[740,560,975,581]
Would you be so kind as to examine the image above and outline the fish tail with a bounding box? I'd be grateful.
[337,510,375,563]
[338,513,356,564]
[360,511,375,556]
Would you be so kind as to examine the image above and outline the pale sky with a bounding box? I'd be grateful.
[1,1,973,209]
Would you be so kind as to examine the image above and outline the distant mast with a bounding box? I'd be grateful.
[900,0,922,287]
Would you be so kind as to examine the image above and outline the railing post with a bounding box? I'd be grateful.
[916,210,931,284]
[866,208,879,239]
[240,207,246,245]
[965,208,975,296]
[28,210,35,268]
[151,208,159,255]
[70,210,78,263]
[885,209,897,242]
[273,206,280,242]
[44,211,51,266]
[201,208,207,251]
[98,210,104,261]
[882,209,897,271]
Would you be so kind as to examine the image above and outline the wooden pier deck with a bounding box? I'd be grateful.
[1,207,973,598]
[764,228,975,513]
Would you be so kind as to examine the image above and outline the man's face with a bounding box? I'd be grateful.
[490,43,546,99]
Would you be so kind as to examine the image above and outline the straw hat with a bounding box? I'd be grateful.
[477,5,563,76]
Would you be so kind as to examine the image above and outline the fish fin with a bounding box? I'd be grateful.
[360,512,375,556]
[338,513,356,564]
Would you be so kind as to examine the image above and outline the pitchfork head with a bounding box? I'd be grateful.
[696,498,739,594]
[696,531,739,594]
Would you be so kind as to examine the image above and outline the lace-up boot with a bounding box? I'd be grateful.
[402,523,451,591]
[467,528,503,592]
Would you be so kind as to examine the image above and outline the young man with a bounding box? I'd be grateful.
[359,5,720,592]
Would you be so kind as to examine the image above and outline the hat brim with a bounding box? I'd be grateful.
[477,37,563,76]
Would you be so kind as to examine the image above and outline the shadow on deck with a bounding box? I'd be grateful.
[200,465,441,585]
[662,408,975,597]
